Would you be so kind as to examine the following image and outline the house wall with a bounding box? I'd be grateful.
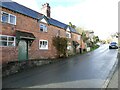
[81,39,86,49]
[71,33,81,44]
[29,23,66,60]
[1,8,66,63]
[71,33,81,53]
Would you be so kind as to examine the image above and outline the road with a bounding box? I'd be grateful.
[2,44,118,88]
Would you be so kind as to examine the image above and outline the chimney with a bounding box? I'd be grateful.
[41,3,51,18]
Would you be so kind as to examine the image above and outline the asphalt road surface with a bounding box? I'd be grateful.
[2,44,118,88]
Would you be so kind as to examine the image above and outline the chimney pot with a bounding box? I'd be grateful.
[41,3,51,18]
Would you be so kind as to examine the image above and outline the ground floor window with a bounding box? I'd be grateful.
[0,35,16,47]
[67,46,72,50]
[39,40,48,50]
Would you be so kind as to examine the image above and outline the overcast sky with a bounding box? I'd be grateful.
[11,0,119,40]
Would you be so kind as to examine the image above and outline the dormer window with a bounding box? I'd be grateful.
[1,11,16,25]
[66,32,71,38]
[40,24,47,32]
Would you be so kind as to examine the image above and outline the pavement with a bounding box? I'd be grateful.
[106,52,119,89]
[107,67,118,88]
[2,44,118,89]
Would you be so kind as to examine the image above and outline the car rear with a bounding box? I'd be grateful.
[109,42,118,49]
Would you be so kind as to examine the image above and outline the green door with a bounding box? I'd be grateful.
[18,40,28,61]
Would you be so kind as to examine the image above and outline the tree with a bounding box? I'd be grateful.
[76,27,84,34]
[111,32,118,38]
[81,31,89,43]
[93,36,99,44]
[76,27,88,42]
[69,22,76,29]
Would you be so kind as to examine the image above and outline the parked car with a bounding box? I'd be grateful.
[109,42,118,49]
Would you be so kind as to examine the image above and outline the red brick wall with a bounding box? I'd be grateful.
[71,33,81,53]
[71,33,85,49]
[1,8,66,63]
[71,33,81,44]
[29,24,66,59]
[1,47,18,63]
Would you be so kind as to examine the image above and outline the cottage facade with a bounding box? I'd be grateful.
[65,26,81,55]
[0,1,81,64]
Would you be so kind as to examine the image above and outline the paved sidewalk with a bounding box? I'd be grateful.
[107,67,118,88]
[106,52,119,89]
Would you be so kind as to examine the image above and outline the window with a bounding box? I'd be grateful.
[40,24,47,32]
[1,11,16,25]
[67,46,71,50]
[2,12,9,23]
[78,35,81,40]
[10,15,16,25]
[66,32,71,38]
[0,35,16,47]
[39,40,48,50]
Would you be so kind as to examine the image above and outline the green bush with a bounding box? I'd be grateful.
[52,36,68,58]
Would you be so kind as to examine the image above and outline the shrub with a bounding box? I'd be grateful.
[52,36,68,58]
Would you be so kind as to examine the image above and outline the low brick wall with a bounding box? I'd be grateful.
[2,59,58,77]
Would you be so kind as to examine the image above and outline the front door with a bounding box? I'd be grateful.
[18,40,28,61]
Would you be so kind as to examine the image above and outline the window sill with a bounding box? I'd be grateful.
[0,46,16,47]
[39,31,48,33]
[1,21,16,25]
[39,48,48,50]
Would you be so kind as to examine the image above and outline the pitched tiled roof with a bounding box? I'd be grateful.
[48,18,67,29]
[0,1,69,30]
[0,1,42,19]
[38,15,67,29]
[68,26,80,34]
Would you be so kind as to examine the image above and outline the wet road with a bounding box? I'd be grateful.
[3,44,118,88]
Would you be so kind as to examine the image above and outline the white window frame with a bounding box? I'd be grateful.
[0,34,16,47]
[66,32,71,38]
[39,40,48,50]
[1,11,16,25]
[9,14,16,25]
[40,24,47,32]
[67,45,72,50]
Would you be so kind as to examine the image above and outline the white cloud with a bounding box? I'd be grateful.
[52,0,119,39]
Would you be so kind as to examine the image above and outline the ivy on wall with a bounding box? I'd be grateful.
[52,36,68,58]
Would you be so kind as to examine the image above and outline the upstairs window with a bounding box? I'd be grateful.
[0,35,16,47]
[10,14,16,25]
[66,32,71,38]
[1,11,16,25]
[40,24,47,32]
[39,40,48,50]
[2,12,9,23]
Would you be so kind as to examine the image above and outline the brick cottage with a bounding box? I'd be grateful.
[0,1,83,64]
